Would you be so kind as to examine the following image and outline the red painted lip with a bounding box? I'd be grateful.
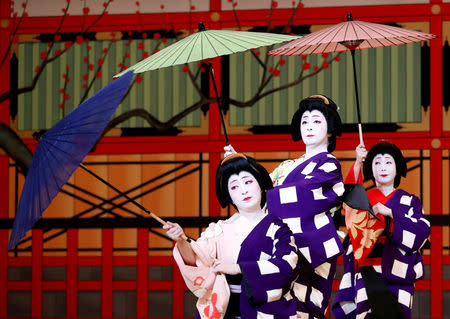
[381,174,388,177]
[243,197,251,201]
[307,134,314,137]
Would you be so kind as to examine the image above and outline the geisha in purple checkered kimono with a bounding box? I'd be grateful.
[164,154,300,319]
[222,95,344,319]
[332,142,431,319]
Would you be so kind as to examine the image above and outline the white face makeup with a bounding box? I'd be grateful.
[372,153,397,188]
[227,171,262,214]
[300,110,329,148]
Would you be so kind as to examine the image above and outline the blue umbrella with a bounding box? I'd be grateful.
[9,71,134,249]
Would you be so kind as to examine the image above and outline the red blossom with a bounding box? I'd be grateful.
[301,55,307,61]
[59,103,64,109]
[103,2,107,7]
[65,77,70,83]
[162,37,167,43]
[136,75,143,83]
[136,1,140,5]
[59,88,64,94]
[191,5,195,10]
[23,12,28,17]
[122,65,128,70]
[302,62,310,70]
[272,1,278,8]
[334,56,341,62]
[128,31,132,36]
[292,1,296,5]
[233,2,237,7]
[40,52,48,60]
[268,67,273,73]
[83,57,89,63]
[153,49,160,54]
[54,34,61,41]
[95,71,102,78]
[98,58,104,66]
[154,32,161,40]
[89,64,94,71]
[47,42,52,48]
[64,41,72,49]
[55,49,62,56]
[143,51,149,58]
[102,48,108,53]
[21,2,26,8]
[126,53,130,58]
[160,4,164,9]
[61,8,66,13]
[83,74,89,81]
[298,2,304,8]
[87,45,92,51]
[228,0,232,2]
[322,61,329,69]
[35,66,40,73]
[83,7,90,14]
[255,51,260,56]
[65,65,69,70]
[138,42,145,49]
[82,84,87,89]
[286,27,291,33]
[118,63,123,67]
[273,69,281,76]
[64,93,69,101]
[62,74,67,79]
[322,52,329,58]
[142,32,148,39]
[314,66,319,71]
[76,35,84,44]
[279,58,286,66]
[182,66,189,73]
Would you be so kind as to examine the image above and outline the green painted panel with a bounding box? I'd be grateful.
[17,39,202,130]
[229,43,422,126]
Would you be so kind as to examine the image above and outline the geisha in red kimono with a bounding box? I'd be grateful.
[164,154,300,319]
[332,142,431,319]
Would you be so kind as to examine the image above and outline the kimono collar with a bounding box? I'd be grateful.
[238,206,267,225]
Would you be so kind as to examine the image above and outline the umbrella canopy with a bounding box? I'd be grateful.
[114,24,299,76]
[114,23,299,145]
[269,13,436,144]
[269,14,436,56]
[9,71,134,249]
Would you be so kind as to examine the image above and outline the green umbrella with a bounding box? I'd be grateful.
[115,23,299,144]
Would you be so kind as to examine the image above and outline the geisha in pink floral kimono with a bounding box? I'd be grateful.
[164,154,300,319]
[332,142,431,319]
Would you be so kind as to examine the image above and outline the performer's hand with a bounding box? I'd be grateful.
[373,203,393,219]
[223,144,237,158]
[355,144,367,163]
[212,260,241,275]
[163,222,186,242]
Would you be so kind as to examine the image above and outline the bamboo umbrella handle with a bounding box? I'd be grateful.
[78,163,190,240]
[358,123,364,145]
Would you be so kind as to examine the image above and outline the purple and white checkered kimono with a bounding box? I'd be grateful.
[267,152,345,318]
[175,211,300,319]
[332,189,431,319]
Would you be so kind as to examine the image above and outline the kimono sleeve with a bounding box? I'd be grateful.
[268,156,344,218]
[390,194,431,253]
[238,220,299,306]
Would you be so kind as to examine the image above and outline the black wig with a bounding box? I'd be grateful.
[363,142,407,188]
[290,94,342,152]
[215,154,273,209]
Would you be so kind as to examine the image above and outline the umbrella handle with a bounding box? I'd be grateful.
[358,123,364,145]
[207,63,229,145]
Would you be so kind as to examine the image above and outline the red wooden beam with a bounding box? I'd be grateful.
[13,4,450,34]
[101,229,113,318]
[67,229,78,318]
[137,228,149,318]
[31,229,43,318]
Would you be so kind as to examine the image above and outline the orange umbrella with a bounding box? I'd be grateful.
[269,13,436,144]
